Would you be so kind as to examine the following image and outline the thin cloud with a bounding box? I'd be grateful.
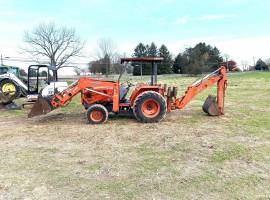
[198,14,236,21]
[173,16,189,25]
[223,0,247,4]
[0,11,16,17]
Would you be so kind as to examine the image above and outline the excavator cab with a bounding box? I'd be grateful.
[27,65,68,117]
[28,65,52,95]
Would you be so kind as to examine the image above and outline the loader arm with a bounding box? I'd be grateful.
[28,77,120,118]
[0,73,28,91]
[174,66,227,115]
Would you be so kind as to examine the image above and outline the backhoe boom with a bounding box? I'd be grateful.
[174,66,227,115]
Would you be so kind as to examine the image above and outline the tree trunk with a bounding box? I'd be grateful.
[106,63,109,77]
[50,59,58,82]
[52,70,58,82]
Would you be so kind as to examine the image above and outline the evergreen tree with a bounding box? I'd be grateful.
[148,42,158,57]
[133,43,151,75]
[255,59,268,70]
[181,43,223,74]
[145,44,150,56]
[133,42,158,75]
[134,43,147,58]
[173,53,189,74]
[158,44,173,74]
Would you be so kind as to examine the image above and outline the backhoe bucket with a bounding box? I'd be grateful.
[202,95,221,116]
[28,97,52,118]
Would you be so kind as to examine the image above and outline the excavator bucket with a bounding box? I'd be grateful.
[202,95,221,116]
[28,97,52,118]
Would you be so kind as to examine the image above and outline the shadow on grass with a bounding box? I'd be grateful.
[32,111,138,125]
[33,112,85,124]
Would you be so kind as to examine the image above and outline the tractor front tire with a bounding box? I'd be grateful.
[133,91,166,123]
[86,104,109,124]
[0,79,21,104]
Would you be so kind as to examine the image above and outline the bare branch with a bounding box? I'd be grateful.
[94,38,118,76]
[22,22,84,69]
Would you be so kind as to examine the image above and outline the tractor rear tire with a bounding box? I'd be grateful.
[133,91,166,123]
[86,104,109,124]
[0,79,21,104]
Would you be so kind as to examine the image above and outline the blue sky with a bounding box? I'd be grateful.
[1,0,270,70]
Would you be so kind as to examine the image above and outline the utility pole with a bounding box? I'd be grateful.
[224,54,229,71]
[253,56,256,67]
[1,54,3,65]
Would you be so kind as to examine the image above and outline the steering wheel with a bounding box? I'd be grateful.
[125,79,135,88]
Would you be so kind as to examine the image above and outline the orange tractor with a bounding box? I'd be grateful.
[29,57,227,124]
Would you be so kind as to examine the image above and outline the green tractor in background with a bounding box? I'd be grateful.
[0,66,20,76]
[0,65,28,108]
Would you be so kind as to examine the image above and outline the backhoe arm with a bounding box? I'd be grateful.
[174,66,227,115]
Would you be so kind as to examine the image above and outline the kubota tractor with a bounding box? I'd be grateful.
[29,57,227,124]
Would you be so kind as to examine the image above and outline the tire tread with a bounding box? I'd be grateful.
[133,91,166,123]
[87,104,109,124]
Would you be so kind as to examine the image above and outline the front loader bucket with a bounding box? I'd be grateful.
[202,95,221,116]
[28,97,52,118]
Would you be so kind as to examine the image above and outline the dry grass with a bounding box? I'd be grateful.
[0,72,269,200]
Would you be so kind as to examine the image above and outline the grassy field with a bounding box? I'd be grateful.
[0,72,269,200]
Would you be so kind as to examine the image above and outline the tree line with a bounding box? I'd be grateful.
[132,42,224,75]
[88,42,226,75]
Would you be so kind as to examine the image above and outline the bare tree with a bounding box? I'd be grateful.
[95,38,117,77]
[265,58,270,65]
[223,54,230,70]
[22,22,84,80]
[81,68,88,76]
[73,67,82,76]
[241,60,249,71]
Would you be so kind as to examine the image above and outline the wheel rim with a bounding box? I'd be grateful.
[2,83,16,96]
[90,110,103,122]
[141,99,160,118]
